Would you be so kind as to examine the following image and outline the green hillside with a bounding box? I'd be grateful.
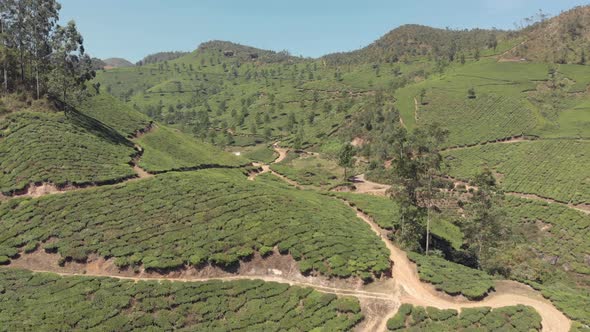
[0,169,389,279]
[3,1,590,331]
[444,140,590,204]
[0,99,138,194]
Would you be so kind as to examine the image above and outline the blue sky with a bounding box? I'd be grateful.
[59,0,588,62]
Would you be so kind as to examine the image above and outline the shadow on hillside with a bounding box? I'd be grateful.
[55,99,134,147]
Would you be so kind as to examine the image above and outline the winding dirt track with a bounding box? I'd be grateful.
[261,145,570,332]
[22,269,395,301]
[345,202,570,332]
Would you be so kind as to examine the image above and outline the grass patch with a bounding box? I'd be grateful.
[271,152,344,188]
[331,192,399,230]
[227,144,277,163]
[136,126,247,172]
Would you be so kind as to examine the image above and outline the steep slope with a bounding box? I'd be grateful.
[324,24,510,64]
[0,95,141,195]
[0,92,244,195]
[502,6,590,64]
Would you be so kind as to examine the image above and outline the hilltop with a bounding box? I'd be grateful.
[502,6,590,64]
[137,51,190,65]
[324,24,509,64]
[102,57,135,69]
[196,40,301,63]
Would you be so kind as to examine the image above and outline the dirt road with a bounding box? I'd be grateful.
[338,198,570,332]
[254,145,572,332]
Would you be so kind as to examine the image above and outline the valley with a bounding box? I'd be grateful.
[0,1,589,331]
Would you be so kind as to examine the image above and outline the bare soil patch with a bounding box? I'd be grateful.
[348,174,391,196]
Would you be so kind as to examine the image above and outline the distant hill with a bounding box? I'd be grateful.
[137,51,190,66]
[90,57,106,70]
[323,24,508,64]
[102,57,135,69]
[502,6,590,64]
[197,40,301,63]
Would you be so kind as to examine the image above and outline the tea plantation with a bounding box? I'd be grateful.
[503,196,590,275]
[407,253,495,300]
[0,269,363,331]
[497,196,590,326]
[79,93,152,137]
[0,169,390,279]
[0,110,137,194]
[444,140,590,204]
[387,304,542,331]
[394,59,546,146]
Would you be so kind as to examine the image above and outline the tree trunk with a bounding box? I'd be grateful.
[35,67,40,99]
[426,174,432,255]
[1,20,6,93]
[19,48,24,83]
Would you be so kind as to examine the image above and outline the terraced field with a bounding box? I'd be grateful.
[387,303,542,331]
[407,253,495,300]
[79,93,152,137]
[0,269,362,331]
[419,94,537,147]
[0,110,137,194]
[503,196,590,275]
[444,140,590,204]
[0,169,390,279]
[394,59,546,144]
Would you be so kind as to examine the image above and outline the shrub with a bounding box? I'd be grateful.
[333,297,361,314]
[0,256,10,265]
[23,242,38,254]
[387,313,406,330]
[426,307,457,321]
[259,245,274,257]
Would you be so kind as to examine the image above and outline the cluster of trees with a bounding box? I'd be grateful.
[388,122,449,252]
[0,0,94,103]
[375,115,506,270]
